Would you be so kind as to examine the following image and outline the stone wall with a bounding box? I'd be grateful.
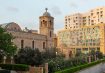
[8,31,47,51]
[29,66,43,73]
[11,63,48,73]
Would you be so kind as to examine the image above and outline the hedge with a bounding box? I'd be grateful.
[55,59,105,73]
[0,64,29,71]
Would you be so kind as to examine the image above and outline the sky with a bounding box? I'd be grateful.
[0,0,105,33]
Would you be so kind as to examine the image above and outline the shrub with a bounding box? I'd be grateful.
[55,59,105,73]
[48,56,87,73]
[14,48,43,66]
[0,64,29,71]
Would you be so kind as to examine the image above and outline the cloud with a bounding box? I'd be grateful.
[69,2,78,8]
[51,6,62,15]
[79,0,104,4]
[6,6,19,12]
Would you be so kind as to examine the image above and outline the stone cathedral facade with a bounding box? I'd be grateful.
[0,9,55,51]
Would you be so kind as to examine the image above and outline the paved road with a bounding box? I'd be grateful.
[11,71,17,73]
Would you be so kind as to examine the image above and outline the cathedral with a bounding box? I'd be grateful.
[0,8,55,51]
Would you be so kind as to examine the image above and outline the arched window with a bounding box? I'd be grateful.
[50,31,52,37]
[50,20,52,24]
[43,20,45,22]
[21,40,24,48]
[43,42,45,49]
[32,41,34,49]
[43,20,47,27]
[49,20,52,28]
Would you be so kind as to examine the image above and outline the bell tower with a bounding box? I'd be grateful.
[39,8,54,48]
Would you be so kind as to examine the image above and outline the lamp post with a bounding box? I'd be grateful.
[56,52,58,57]
[11,56,14,64]
[3,56,6,64]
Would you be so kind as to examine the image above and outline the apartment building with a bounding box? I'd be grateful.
[58,23,105,57]
[65,13,83,30]
[65,7,105,29]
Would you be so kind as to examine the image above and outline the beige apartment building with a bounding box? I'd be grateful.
[58,7,105,58]
[58,24,105,58]
[65,13,83,29]
[65,7,105,30]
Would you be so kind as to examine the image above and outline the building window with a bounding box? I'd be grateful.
[65,25,67,29]
[50,31,52,37]
[43,42,45,49]
[97,12,99,14]
[21,40,24,48]
[14,27,16,30]
[50,20,52,25]
[43,20,47,27]
[65,19,67,21]
[91,13,93,16]
[101,22,103,23]
[100,11,103,14]
[83,17,86,19]
[65,22,67,24]
[91,20,94,22]
[32,41,34,48]
[100,15,103,17]
[97,47,100,51]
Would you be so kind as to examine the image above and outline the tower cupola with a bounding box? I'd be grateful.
[43,8,51,16]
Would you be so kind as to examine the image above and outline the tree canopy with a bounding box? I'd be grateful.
[14,48,43,66]
[0,27,17,56]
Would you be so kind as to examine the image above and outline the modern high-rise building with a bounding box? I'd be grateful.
[58,6,105,58]
[65,7,105,30]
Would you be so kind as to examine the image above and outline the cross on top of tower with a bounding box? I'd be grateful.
[45,8,48,12]
[43,8,51,16]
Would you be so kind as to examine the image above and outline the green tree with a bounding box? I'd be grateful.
[42,47,64,62]
[0,50,4,62]
[96,51,103,59]
[0,27,17,56]
[42,48,56,60]
[89,50,95,56]
[75,50,83,57]
[14,48,43,66]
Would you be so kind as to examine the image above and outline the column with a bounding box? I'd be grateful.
[11,56,14,64]
[94,55,96,61]
[3,56,6,64]
[45,63,48,73]
[89,56,91,63]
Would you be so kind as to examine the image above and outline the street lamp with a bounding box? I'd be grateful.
[11,56,14,64]
[56,52,58,57]
[3,56,6,64]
